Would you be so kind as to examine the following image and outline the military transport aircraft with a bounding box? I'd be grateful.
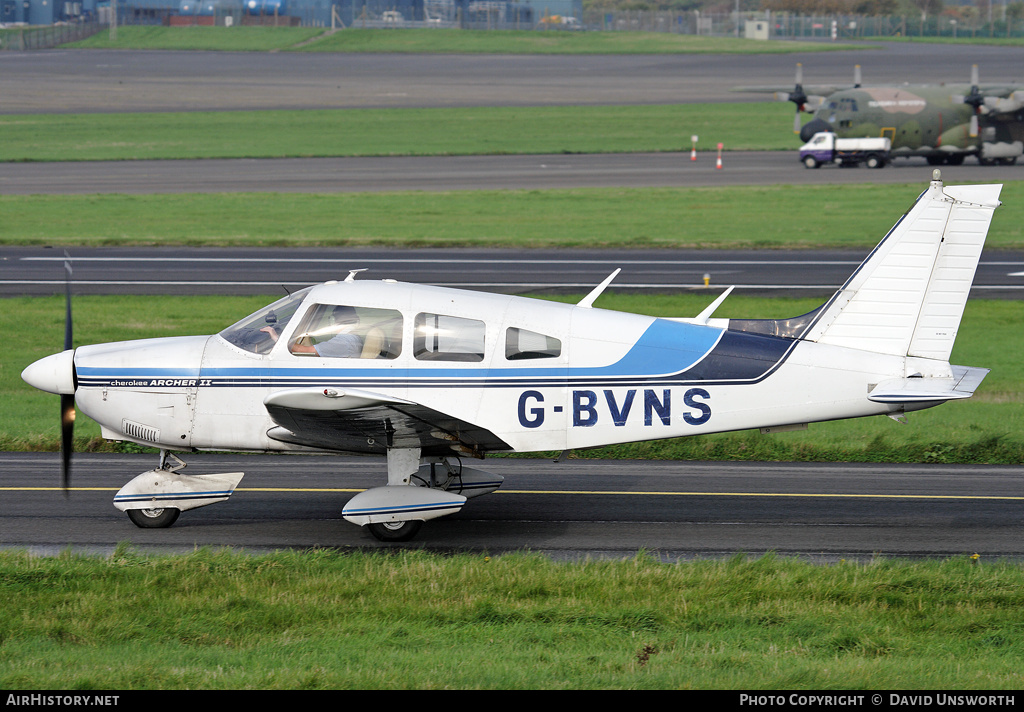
[22,174,1001,542]
[738,63,1024,166]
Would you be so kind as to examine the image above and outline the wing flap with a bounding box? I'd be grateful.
[264,387,510,456]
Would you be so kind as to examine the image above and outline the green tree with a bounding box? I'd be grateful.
[1007,1,1024,36]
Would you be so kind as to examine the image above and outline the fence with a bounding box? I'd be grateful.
[343,9,1024,38]
[580,11,1024,39]
[0,21,103,50]
[2,9,1022,45]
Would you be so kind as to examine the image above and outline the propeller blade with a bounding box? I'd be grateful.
[959,64,984,138]
[61,250,75,495]
[787,62,809,134]
[63,251,73,351]
[60,394,75,494]
[854,64,861,88]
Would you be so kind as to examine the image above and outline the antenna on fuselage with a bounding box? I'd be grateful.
[577,269,620,309]
[694,286,735,324]
[345,269,368,282]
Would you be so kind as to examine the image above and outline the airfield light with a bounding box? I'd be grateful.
[691,135,698,161]
[716,143,723,169]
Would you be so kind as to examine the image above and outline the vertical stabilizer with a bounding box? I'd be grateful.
[804,175,1001,360]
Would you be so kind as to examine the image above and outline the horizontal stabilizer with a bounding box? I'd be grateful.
[868,365,990,404]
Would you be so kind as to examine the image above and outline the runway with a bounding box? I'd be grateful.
[2,151,1021,196]
[2,42,1023,114]
[4,244,1024,298]
[5,453,1024,561]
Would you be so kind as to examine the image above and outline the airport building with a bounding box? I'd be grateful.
[1,0,579,27]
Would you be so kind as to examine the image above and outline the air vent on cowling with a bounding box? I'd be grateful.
[122,420,160,444]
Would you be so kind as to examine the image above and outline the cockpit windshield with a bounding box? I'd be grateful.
[218,287,312,354]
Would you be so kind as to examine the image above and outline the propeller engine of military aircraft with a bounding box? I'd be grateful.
[775,62,861,137]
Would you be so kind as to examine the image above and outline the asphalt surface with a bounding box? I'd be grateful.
[6,453,1024,561]
[4,244,1024,298]
[2,42,1023,113]
[1,151,1021,195]
[5,42,1023,558]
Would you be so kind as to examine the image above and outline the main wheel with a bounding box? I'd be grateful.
[127,507,180,529]
[367,520,423,542]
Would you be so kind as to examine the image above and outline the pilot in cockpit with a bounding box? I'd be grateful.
[264,305,363,358]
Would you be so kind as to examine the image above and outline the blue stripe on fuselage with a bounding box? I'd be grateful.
[77,319,790,387]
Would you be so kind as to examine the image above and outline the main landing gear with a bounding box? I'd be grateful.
[343,448,505,543]
[367,520,424,542]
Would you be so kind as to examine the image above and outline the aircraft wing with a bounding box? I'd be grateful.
[978,84,1024,96]
[263,387,510,457]
[732,84,848,97]
[981,88,1024,114]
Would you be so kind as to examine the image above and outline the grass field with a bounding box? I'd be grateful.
[62,26,874,54]
[2,548,1024,690]
[3,183,1023,249]
[0,103,806,162]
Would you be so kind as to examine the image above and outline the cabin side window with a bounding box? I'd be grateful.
[288,304,403,359]
[505,328,561,360]
[414,313,485,362]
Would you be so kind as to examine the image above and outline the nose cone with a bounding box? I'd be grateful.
[22,349,76,395]
[799,118,832,143]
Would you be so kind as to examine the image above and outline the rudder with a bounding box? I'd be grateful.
[803,174,1002,361]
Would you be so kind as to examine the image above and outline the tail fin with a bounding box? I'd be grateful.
[804,174,1002,361]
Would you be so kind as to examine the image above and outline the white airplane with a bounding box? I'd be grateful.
[22,173,1001,542]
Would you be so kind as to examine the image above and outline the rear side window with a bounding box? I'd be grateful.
[414,313,485,362]
[505,328,561,360]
